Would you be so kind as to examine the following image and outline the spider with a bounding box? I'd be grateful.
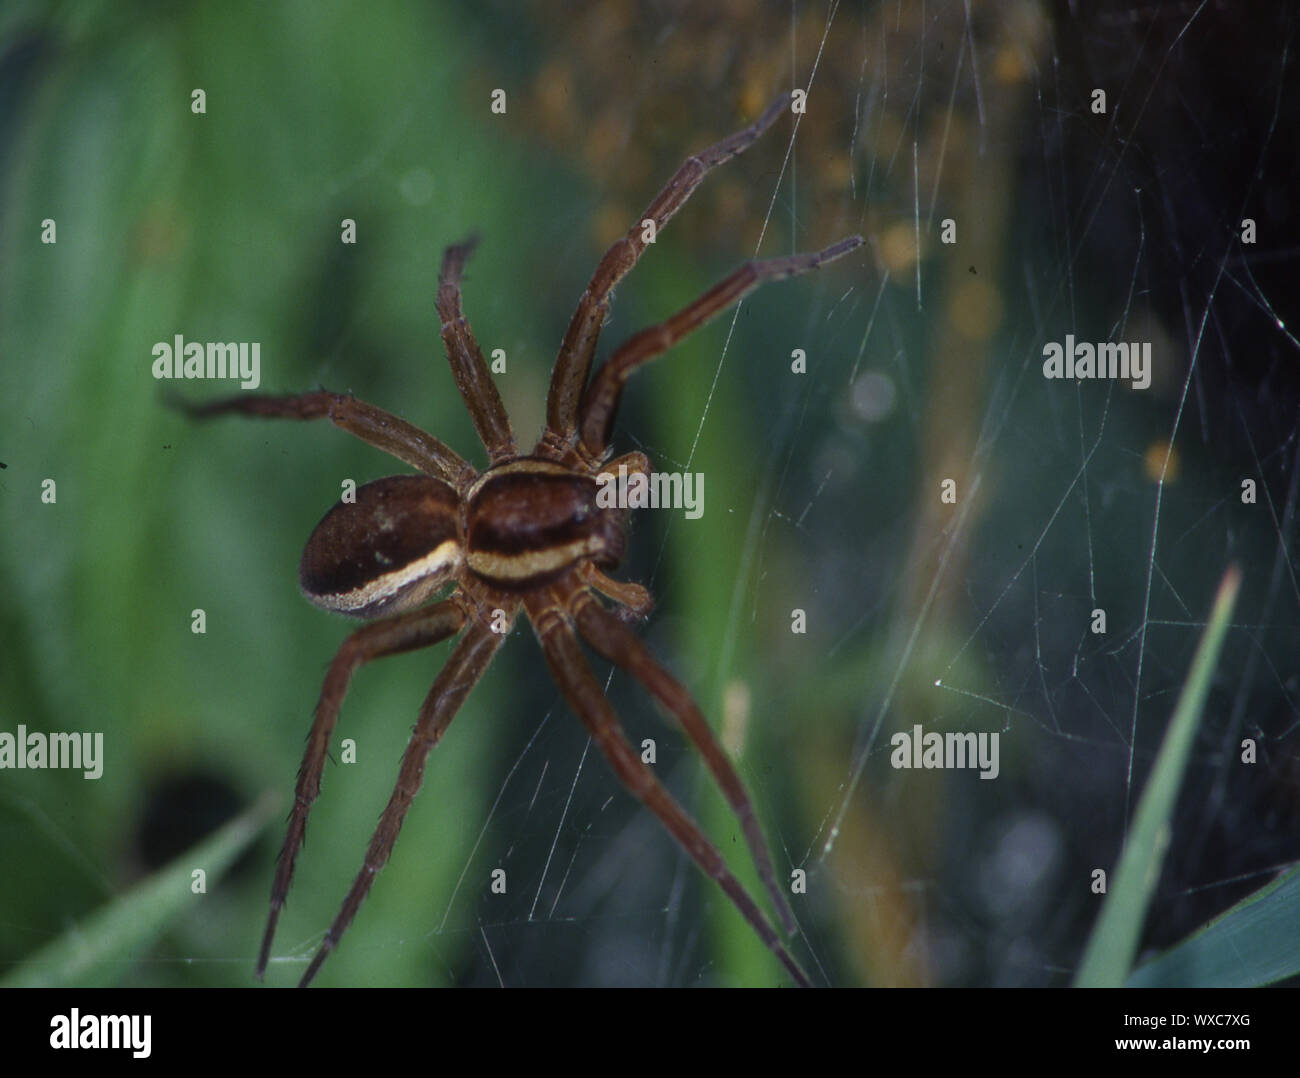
[181,91,861,987]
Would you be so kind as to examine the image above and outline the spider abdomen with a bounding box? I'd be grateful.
[465,458,624,588]
[299,475,463,618]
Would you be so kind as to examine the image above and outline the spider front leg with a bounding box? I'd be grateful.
[543,93,796,449]
[297,617,506,987]
[173,390,471,486]
[577,236,863,458]
[258,599,467,980]
[525,587,812,987]
[436,236,517,464]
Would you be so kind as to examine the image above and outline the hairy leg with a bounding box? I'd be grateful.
[526,587,810,986]
[174,390,472,487]
[297,617,506,987]
[258,599,468,979]
[436,237,517,463]
[578,236,862,457]
[542,93,796,452]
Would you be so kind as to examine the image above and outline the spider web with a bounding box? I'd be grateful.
[392,0,1300,987]
[436,0,1300,987]
[2,0,1299,989]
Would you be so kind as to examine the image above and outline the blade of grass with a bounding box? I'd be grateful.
[2,792,277,988]
[1127,861,1300,987]
[1074,564,1241,987]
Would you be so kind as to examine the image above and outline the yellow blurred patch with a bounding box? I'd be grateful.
[1143,441,1180,483]
[948,277,1003,342]
[880,222,920,273]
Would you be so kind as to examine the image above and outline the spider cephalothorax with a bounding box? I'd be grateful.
[462,458,630,588]
[183,91,860,986]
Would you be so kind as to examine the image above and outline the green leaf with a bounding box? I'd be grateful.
[1074,565,1242,987]
[2,793,276,988]
[1127,862,1300,987]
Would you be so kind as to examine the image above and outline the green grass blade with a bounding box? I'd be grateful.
[1074,565,1241,987]
[1127,862,1300,987]
[2,793,276,987]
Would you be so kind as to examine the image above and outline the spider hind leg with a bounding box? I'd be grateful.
[571,589,799,936]
[258,599,467,981]
[526,583,810,986]
[295,617,505,986]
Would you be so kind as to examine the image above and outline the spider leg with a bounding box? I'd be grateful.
[542,93,795,451]
[525,587,812,987]
[577,236,863,458]
[172,390,471,487]
[257,599,467,980]
[436,236,517,464]
[297,616,505,987]
[582,563,654,621]
[571,590,798,936]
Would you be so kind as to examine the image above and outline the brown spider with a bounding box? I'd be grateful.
[182,92,861,987]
